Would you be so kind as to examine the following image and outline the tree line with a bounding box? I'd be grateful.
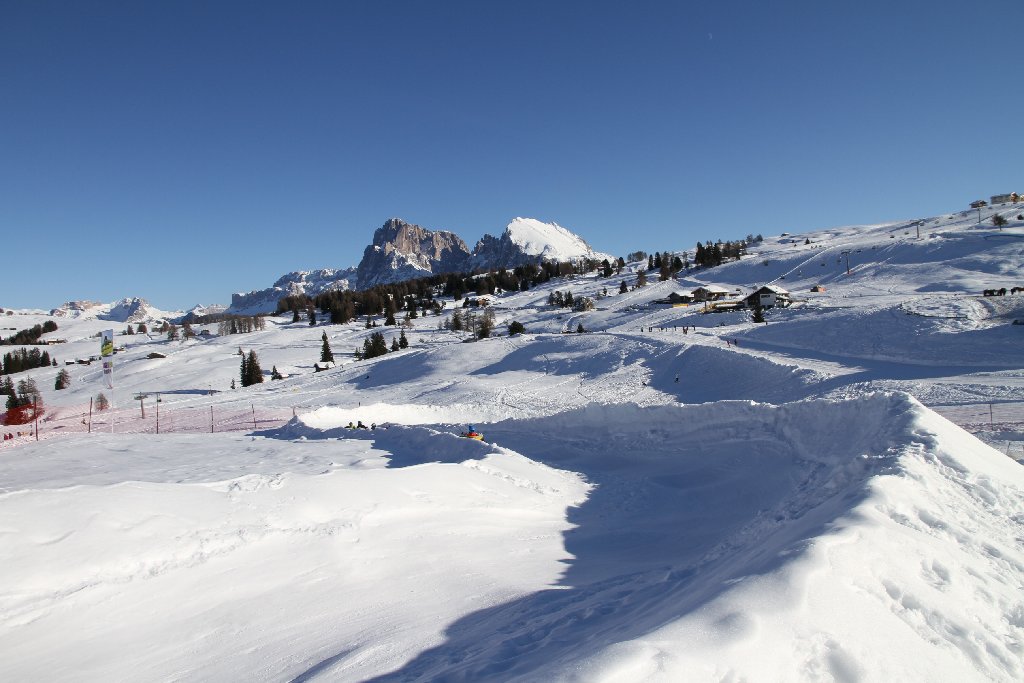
[1,321,58,346]
[2,347,54,375]
[274,257,628,327]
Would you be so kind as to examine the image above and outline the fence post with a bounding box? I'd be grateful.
[210,406,214,433]
[88,397,93,434]
[34,398,39,441]
[252,404,257,431]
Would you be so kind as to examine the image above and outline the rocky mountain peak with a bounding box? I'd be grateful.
[357,218,472,290]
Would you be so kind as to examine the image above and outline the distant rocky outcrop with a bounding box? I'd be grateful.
[50,297,164,323]
[105,297,159,323]
[227,269,357,315]
[50,301,106,318]
[355,218,472,290]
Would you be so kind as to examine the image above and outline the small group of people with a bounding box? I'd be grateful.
[345,421,376,430]
[3,431,29,440]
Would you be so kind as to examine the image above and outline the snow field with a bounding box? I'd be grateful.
[0,211,1022,680]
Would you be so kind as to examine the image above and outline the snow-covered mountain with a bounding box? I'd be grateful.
[181,303,228,321]
[231,216,610,312]
[49,297,179,324]
[48,300,106,318]
[227,268,358,315]
[472,217,613,269]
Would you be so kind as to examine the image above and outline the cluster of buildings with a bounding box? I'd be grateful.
[654,284,796,312]
[972,193,1020,208]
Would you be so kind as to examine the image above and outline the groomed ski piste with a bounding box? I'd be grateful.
[2,207,1023,681]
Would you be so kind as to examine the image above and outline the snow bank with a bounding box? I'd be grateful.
[0,431,588,681]
[366,394,1024,682]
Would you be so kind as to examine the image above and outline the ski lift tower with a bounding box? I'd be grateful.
[840,250,852,275]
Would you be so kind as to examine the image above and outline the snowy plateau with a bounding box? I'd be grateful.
[1,205,1024,682]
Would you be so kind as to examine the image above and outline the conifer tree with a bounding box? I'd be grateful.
[477,309,496,339]
[95,392,110,411]
[240,352,248,386]
[391,337,400,352]
[17,377,39,403]
[362,332,389,359]
[247,350,263,385]
[398,329,409,349]
[619,280,628,294]
[55,369,71,390]
[320,332,334,363]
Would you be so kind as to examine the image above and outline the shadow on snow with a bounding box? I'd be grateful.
[297,398,911,681]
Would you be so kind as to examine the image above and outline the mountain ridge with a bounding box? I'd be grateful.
[227,216,609,314]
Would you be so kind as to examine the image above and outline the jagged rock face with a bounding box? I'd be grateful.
[225,217,606,313]
[356,218,471,289]
[105,297,154,323]
[471,232,542,271]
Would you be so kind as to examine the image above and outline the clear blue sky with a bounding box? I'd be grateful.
[2,0,1020,311]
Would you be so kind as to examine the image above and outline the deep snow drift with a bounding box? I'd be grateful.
[1,207,1023,681]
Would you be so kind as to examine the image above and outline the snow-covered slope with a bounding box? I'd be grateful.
[1,203,1023,681]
